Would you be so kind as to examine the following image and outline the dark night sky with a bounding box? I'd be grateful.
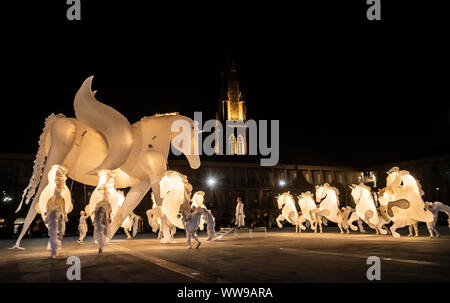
[1,1,449,167]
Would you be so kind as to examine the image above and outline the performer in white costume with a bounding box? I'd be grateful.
[235,197,245,228]
[181,205,216,249]
[78,210,90,244]
[424,201,450,237]
[39,165,71,258]
[93,185,112,253]
[191,191,207,231]
[44,186,67,258]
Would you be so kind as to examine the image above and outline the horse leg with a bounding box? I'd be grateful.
[347,212,359,231]
[124,228,132,239]
[413,222,419,237]
[192,233,201,248]
[358,219,367,233]
[276,215,284,229]
[299,215,307,231]
[337,222,344,234]
[408,224,414,237]
[110,179,152,238]
[390,219,407,238]
[377,220,388,235]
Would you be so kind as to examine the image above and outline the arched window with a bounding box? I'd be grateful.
[228,134,236,154]
[237,133,245,155]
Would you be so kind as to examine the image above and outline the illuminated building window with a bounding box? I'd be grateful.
[237,133,245,155]
[228,134,236,154]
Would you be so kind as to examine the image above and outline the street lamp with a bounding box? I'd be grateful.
[279,180,286,186]
[207,177,216,187]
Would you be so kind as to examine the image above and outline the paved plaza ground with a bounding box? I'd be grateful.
[0,226,449,283]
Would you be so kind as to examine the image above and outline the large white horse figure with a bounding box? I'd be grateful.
[315,184,349,233]
[297,191,319,232]
[11,76,200,249]
[378,167,434,238]
[276,192,306,232]
[348,183,388,235]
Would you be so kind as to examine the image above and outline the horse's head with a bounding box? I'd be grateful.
[159,171,186,199]
[192,191,205,207]
[349,184,361,204]
[276,193,288,209]
[386,167,402,188]
[136,113,201,170]
[315,185,327,202]
[298,191,313,202]
[146,208,161,233]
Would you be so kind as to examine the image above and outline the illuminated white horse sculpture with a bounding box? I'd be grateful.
[276,192,306,232]
[11,76,200,249]
[315,184,348,233]
[348,183,388,235]
[297,191,319,232]
[378,167,434,238]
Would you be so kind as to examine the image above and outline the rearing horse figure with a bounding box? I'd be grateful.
[11,76,200,249]
[348,183,388,235]
[315,184,349,233]
[276,192,306,232]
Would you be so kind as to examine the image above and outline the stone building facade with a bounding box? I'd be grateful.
[1,153,449,232]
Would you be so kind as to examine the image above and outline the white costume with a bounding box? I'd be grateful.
[40,165,70,258]
[425,201,450,237]
[78,211,89,243]
[93,187,112,253]
[235,201,245,227]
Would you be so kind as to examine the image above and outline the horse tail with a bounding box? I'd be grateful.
[16,113,66,213]
[200,208,216,240]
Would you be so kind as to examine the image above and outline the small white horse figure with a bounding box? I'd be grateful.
[348,184,388,235]
[297,191,320,232]
[315,184,349,233]
[276,192,306,232]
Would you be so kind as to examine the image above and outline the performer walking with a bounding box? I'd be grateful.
[235,197,245,228]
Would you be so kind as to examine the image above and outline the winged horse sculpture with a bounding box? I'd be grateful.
[11,76,200,249]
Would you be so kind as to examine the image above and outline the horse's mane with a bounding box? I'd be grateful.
[152,112,179,117]
[387,166,400,175]
[357,183,372,193]
[324,183,339,197]
[140,112,179,121]
[282,192,295,202]
[299,191,313,200]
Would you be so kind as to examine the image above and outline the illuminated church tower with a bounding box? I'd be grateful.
[217,56,247,155]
